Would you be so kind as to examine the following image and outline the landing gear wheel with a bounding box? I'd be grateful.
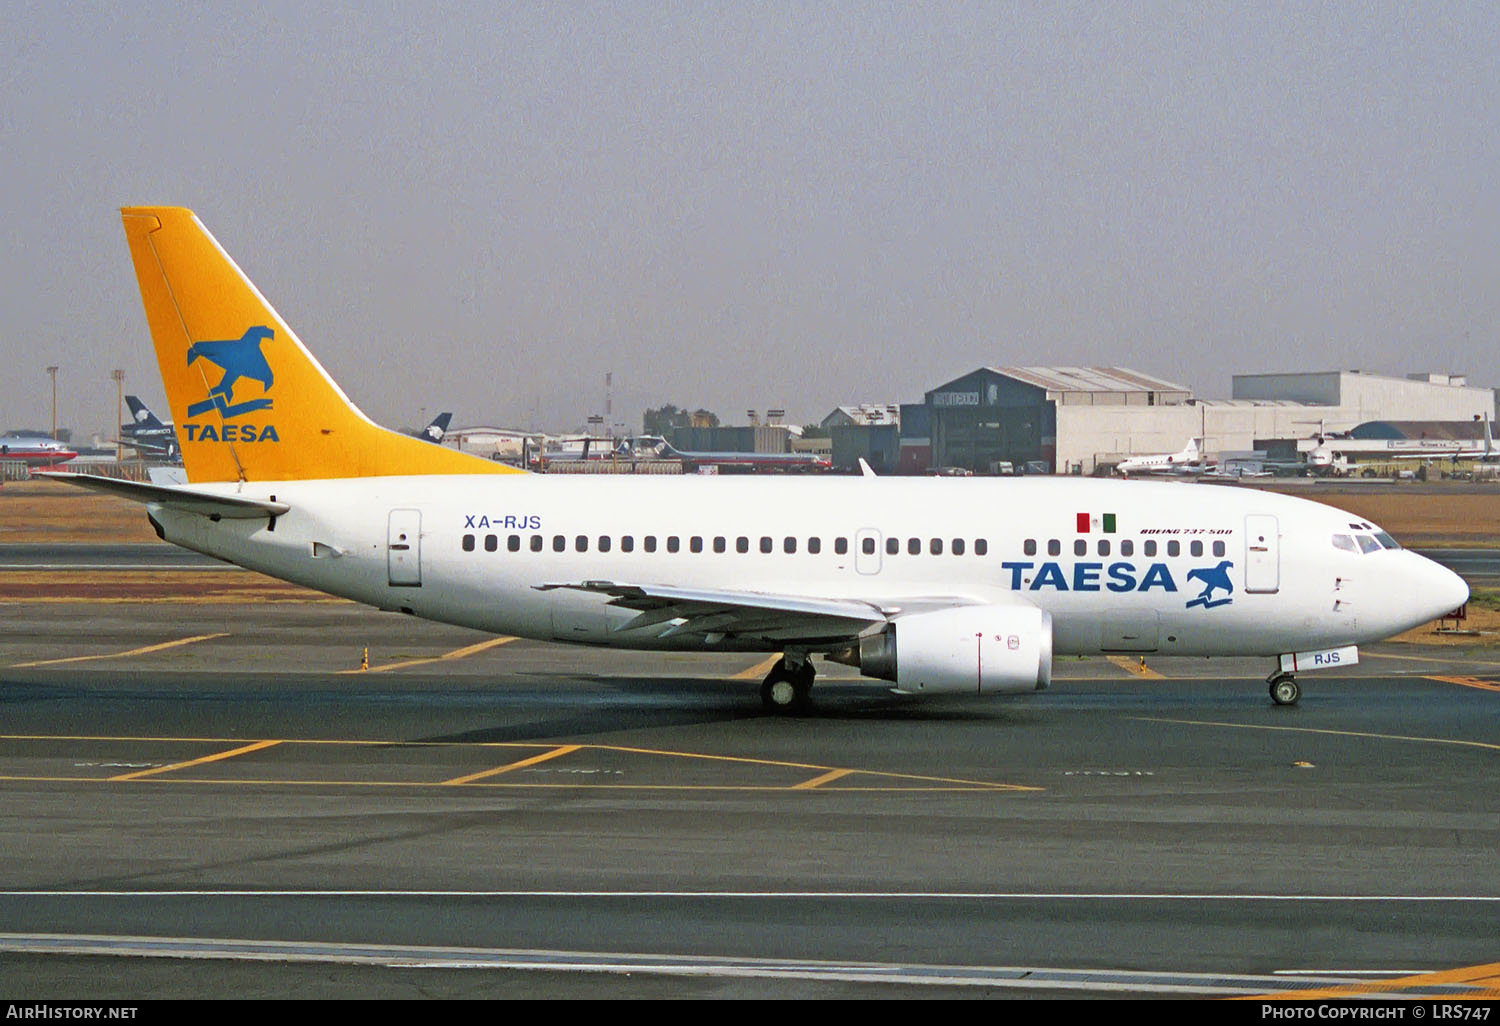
[1269,673,1300,706]
[760,657,815,714]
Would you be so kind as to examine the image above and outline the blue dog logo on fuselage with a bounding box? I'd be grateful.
[1185,560,1234,609]
[186,326,275,419]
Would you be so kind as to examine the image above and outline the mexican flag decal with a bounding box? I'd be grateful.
[1076,512,1116,533]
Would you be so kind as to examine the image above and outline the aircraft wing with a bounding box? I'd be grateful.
[36,472,289,519]
[534,580,994,645]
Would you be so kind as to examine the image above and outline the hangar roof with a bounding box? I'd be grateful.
[986,366,1191,394]
[1348,420,1487,441]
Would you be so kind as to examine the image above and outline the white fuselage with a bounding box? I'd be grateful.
[147,475,1466,660]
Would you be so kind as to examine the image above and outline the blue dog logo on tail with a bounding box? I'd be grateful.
[186,326,275,419]
[1185,560,1234,609]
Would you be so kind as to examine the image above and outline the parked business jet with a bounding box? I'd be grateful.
[1114,439,1207,478]
[45,208,1469,712]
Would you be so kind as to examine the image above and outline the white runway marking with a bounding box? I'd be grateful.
[0,932,1406,995]
[4,889,1497,901]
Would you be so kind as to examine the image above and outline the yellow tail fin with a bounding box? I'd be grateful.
[121,207,519,482]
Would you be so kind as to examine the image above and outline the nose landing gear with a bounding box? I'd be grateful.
[1268,671,1300,706]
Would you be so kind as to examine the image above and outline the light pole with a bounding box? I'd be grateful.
[112,369,124,462]
[46,366,58,439]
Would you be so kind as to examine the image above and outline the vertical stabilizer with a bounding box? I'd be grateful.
[120,207,517,482]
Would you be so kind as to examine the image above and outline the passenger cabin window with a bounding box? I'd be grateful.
[836,538,849,555]
[1121,540,1134,556]
[553,535,566,552]
[1167,540,1180,557]
[1144,540,1157,557]
[575,535,588,552]
[1047,539,1061,556]
[462,534,475,552]
[862,538,876,555]
[644,536,658,553]
[1097,540,1110,556]
[908,538,921,555]
[808,537,822,554]
[667,536,680,553]
[1024,539,1037,556]
[1212,540,1225,557]
[736,536,749,554]
[508,535,521,552]
[930,538,943,555]
[598,536,611,552]
[1074,540,1086,556]
[975,539,988,556]
[621,536,634,552]
[690,536,703,553]
[784,537,796,554]
[713,536,726,553]
[484,534,498,552]
[952,538,965,556]
[1190,540,1202,557]
[761,537,773,554]
[531,535,543,552]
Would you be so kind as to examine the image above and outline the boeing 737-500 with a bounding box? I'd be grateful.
[45,208,1469,712]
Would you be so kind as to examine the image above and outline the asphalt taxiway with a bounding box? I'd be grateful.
[1,596,1498,999]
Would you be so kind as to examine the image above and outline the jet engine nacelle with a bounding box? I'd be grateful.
[857,605,1053,695]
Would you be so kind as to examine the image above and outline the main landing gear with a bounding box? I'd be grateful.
[1268,670,1300,706]
[761,654,816,714]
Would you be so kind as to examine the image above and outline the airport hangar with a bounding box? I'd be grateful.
[432,369,1493,476]
[911,367,1494,475]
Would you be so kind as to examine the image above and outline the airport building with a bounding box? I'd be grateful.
[918,367,1495,475]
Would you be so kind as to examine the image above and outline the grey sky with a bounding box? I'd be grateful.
[3,2,1497,439]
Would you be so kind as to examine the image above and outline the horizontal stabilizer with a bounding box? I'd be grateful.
[37,472,289,519]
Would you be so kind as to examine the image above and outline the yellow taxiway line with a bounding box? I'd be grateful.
[9,633,229,669]
[443,745,582,785]
[1426,674,1500,693]
[109,740,282,781]
[1137,717,1500,754]
[341,636,517,674]
[1241,959,1500,1000]
[731,655,783,681]
[0,734,1038,792]
[792,768,855,790]
[1105,655,1165,679]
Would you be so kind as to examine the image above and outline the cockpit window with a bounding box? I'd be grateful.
[1373,532,1400,550]
[1355,534,1381,554]
[1332,534,1357,552]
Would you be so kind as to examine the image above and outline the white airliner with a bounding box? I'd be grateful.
[46,208,1469,712]
[1115,438,1207,478]
[1392,415,1498,463]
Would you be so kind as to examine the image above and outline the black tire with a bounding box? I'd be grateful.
[1269,674,1300,706]
[761,658,814,714]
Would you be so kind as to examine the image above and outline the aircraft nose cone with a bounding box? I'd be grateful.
[1421,560,1470,621]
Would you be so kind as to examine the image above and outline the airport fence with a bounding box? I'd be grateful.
[543,459,684,474]
[2,460,154,483]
